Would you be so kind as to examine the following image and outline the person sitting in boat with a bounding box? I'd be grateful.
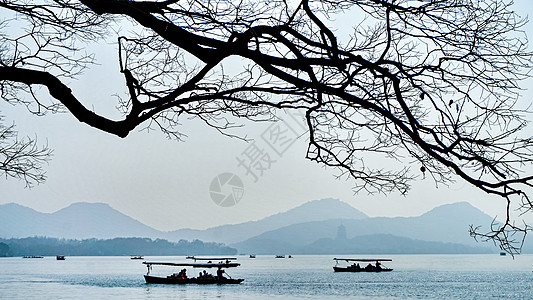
[179,269,187,279]
[365,263,374,271]
[216,268,225,280]
[375,261,382,270]
[201,270,213,278]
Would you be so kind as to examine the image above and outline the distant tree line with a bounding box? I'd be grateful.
[0,237,236,257]
[0,242,10,257]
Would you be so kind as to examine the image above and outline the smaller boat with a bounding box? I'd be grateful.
[56,256,65,260]
[500,252,507,256]
[333,258,393,272]
[22,256,43,259]
[249,255,256,258]
[275,255,285,258]
[131,256,144,260]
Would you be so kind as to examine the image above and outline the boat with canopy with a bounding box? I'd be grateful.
[143,258,244,284]
[333,258,393,272]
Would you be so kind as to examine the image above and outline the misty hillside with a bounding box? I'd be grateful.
[231,202,499,254]
[164,198,368,243]
[234,232,493,255]
[0,202,162,239]
[0,198,366,243]
[2,199,523,254]
[303,233,493,254]
[0,203,49,238]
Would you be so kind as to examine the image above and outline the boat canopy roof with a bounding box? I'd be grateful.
[333,258,392,262]
[186,256,237,261]
[143,261,240,268]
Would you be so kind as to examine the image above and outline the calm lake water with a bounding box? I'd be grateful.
[1,254,532,299]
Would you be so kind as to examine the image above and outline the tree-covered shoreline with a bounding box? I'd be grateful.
[0,237,236,257]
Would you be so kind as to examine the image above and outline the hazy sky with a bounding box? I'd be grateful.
[1,1,533,231]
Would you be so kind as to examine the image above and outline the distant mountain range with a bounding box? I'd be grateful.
[0,202,161,239]
[230,202,499,254]
[164,198,368,244]
[1,198,528,254]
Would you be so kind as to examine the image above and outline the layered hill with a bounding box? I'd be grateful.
[0,198,365,243]
[231,202,499,254]
[0,202,162,239]
[164,198,368,243]
[1,199,521,254]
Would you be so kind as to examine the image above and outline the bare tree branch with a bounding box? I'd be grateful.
[1,0,533,253]
[0,115,52,187]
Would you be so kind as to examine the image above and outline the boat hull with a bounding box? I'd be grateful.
[144,275,244,284]
[333,266,393,273]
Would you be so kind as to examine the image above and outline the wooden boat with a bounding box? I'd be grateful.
[143,258,244,284]
[130,256,144,260]
[56,256,65,260]
[333,258,393,272]
[144,274,244,284]
[249,255,256,258]
[275,255,285,258]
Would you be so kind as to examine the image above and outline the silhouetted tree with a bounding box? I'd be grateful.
[1,0,532,253]
[0,116,51,187]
